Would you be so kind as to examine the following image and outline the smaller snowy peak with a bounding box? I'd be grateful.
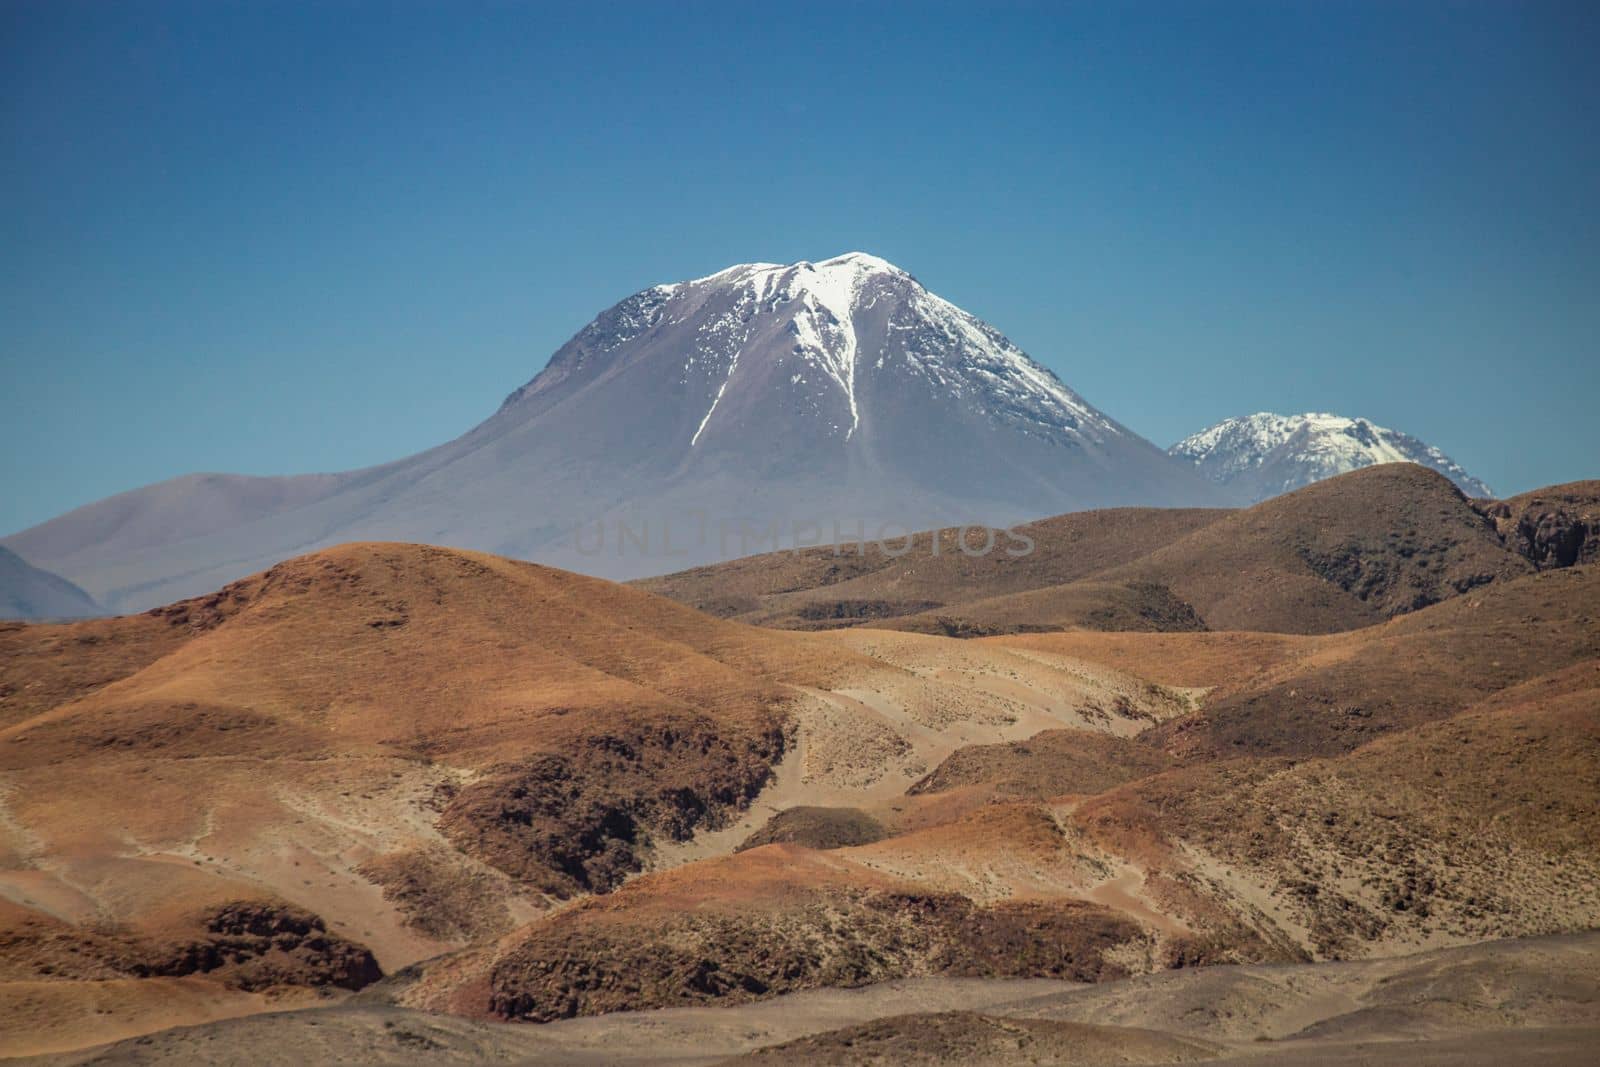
[1171,412,1491,502]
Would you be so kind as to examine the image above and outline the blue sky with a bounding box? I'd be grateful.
[3,1,1596,534]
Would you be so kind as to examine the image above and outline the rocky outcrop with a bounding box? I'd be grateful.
[735,807,888,852]
[439,714,787,897]
[1478,482,1600,569]
[487,889,1144,1022]
[1,900,381,992]
[139,902,383,991]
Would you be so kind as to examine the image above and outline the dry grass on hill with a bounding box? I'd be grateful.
[643,466,1549,638]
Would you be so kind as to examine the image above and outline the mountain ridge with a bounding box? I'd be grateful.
[641,464,1547,637]
[4,253,1230,614]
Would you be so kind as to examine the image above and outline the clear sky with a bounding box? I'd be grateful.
[3,1,1596,534]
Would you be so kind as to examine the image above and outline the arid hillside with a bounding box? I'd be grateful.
[377,564,1599,1035]
[644,465,1563,636]
[29,934,1599,1066]
[0,543,827,1054]
[633,507,1228,629]
[1,542,1199,1057]
[4,486,1598,1063]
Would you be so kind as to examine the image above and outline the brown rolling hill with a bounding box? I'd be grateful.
[880,464,1537,635]
[642,465,1548,637]
[906,730,1175,800]
[1081,464,1544,631]
[1144,564,1600,757]
[0,543,843,1054]
[904,564,1594,769]
[405,842,1153,1024]
[1064,657,1600,961]
[0,541,847,903]
[931,564,1599,764]
[734,806,889,852]
[632,507,1229,629]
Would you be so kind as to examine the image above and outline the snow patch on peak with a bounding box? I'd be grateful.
[818,251,907,276]
[680,255,886,445]
[685,261,783,287]
[776,258,882,439]
[907,287,1109,435]
[681,252,907,294]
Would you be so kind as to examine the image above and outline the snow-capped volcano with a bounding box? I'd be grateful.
[1170,412,1491,502]
[685,253,1109,445]
[7,252,1228,612]
[505,252,1118,454]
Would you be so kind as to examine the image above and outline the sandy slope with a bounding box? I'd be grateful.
[26,933,1600,1066]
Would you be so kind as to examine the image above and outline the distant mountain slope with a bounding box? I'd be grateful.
[3,472,353,572]
[1170,411,1491,502]
[4,253,1228,613]
[0,546,101,620]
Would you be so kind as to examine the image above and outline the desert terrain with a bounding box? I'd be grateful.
[2,467,1597,1062]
